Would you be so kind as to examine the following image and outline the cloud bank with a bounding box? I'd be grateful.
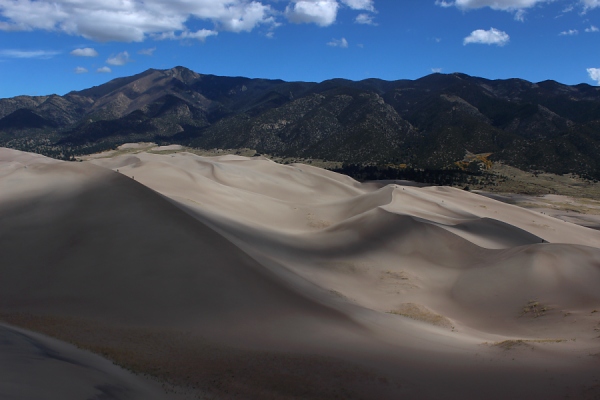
[0,0,379,40]
[0,0,276,42]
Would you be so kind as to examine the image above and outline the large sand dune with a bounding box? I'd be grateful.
[1,146,600,399]
[0,322,171,400]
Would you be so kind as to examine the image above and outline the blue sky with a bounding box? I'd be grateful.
[1,0,600,98]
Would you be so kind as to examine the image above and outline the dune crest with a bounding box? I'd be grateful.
[2,147,600,399]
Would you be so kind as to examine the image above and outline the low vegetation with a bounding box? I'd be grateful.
[491,339,567,350]
[520,300,551,318]
[3,67,600,180]
[388,303,453,329]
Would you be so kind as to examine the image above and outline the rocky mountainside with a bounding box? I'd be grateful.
[1,66,600,178]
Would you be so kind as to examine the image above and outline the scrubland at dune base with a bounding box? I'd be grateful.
[1,145,600,399]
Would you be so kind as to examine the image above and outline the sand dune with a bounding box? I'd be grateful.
[2,147,600,399]
[0,322,172,400]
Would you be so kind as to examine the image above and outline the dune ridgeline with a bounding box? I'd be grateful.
[1,145,599,400]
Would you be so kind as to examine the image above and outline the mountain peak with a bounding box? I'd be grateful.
[161,66,202,85]
[2,67,600,179]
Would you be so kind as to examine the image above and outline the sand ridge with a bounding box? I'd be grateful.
[2,147,600,399]
[0,322,181,400]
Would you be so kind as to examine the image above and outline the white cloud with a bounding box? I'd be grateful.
[219,1,273,32]
[106,51,131,66]
[585,25,599,32]
[514,9,526,21]
[286,0,339,26]
[582,0,600,10]
[0,0,276,42]
[70,47,98,57]
[97,66,112,73]
[327,37,348,47]
[587,67,600,84]
[559,29,578,35]
[189,29,218,40]
[435,1,453,7]
[355,13,376,25]
[137,47,156,55]
[440,0,551,10]
[437,0,552,19]
[341,0,375,11]
[154,29,218,41]
[0,49,60,59]
[442,0,600,15]
[463,28,510,46]
[74,66,88,74]
[431,68,443,73]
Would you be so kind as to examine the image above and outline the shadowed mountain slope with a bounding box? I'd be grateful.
[2,67,600,178]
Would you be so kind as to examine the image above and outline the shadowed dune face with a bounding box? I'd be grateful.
[2,147,600,399]
[452,244,600,327]
[0,160,357,335]
[0,322,170,400]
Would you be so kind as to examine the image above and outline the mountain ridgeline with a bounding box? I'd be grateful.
[1,66,600,178]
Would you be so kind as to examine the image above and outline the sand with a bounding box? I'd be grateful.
[1,146,600,399]
[0,322,178,400]
[480,192,600,231]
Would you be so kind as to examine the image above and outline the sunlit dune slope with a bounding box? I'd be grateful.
[90,150,600,333]
[0,150,355,334]
[2,146,600,400]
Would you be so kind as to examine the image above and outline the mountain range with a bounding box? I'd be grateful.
[1,66,600,178]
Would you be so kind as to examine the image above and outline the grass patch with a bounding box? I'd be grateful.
[491,339,567,350]
[381,271,410,281]
[520,300,550,318]
[389,303,453,329]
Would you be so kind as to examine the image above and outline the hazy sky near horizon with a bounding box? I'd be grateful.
[1,0,600,97]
